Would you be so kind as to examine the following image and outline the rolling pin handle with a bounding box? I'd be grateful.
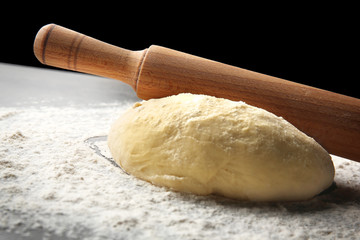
[33,24,145,89]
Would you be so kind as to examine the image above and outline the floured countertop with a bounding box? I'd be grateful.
[1,63,360,240]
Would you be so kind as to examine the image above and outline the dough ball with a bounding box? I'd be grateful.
[108,94,334,201]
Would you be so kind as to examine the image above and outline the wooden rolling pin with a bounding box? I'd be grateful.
[34,24,360,163]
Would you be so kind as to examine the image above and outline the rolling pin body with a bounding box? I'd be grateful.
[34,24,360,162]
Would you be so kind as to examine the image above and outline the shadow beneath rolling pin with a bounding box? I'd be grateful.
[84,135,128,175]
[318,181,360,204]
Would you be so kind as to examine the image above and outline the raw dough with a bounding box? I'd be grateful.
[108,94,334,201]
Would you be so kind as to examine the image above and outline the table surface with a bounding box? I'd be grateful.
[0,63,139,240]
[1,63,359,240]
[0,63,139,107]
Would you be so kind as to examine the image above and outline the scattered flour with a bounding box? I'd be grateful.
[0,103,360,240]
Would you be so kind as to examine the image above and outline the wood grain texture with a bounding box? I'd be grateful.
[34,24,146,89]
[34,24,360,162]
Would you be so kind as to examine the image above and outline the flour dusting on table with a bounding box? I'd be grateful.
[1,104,360,240]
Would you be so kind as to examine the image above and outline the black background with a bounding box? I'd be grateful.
[1,3,358,98]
